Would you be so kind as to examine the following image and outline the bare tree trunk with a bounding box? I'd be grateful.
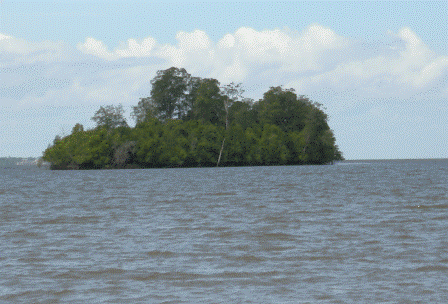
[217,137,225,167]
[224,102,229,130]
[302,134,310,154]
[217,98,230,167]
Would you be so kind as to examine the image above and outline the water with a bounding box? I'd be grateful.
[1,159,448,303]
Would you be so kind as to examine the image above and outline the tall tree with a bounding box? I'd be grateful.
[216,82,245,166]
[221,82,244,130]
[186,78,226,166]
[91,104,128,129]
[150,67,190,120]
[228,99,256,129]
[191,78,225,126]
[183,76,203,120]
[258,86,309,132]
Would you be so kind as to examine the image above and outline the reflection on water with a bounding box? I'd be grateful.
[1,159,448,303]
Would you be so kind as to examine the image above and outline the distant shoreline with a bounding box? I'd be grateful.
[0,157,50,168]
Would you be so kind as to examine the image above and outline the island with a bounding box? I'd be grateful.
[42,67,343,170]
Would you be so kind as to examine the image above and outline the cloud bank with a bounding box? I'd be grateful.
[2,25,447,109]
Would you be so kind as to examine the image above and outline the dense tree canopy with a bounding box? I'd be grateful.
[191,78,225,126]
[150,67,190,120]
[43,67,343,169]
[258,87,310,132]
[91,104,128,129]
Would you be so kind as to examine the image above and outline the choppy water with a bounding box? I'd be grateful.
[1,159,448,303]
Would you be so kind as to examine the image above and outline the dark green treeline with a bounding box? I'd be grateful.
[43,67,343,170]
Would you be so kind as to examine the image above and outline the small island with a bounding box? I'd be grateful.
[42,67,343,170]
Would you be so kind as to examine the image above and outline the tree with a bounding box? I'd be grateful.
[131,97,156,125]
[186,78,226,166]
[157,120,188,167]
[224,123,247,165]
[150,67,190,120]
[228,99,256,129]
[53,135,62,144]
[133,118,162,167]
[190,81,243,166]
[71,123,84,134]
[44,69,344,169]
[221,82,244,129]
[244,126,263,165]
[183,76,203,120]
[259,124,290,165]
[194,123,223,166]
[91,104,128,129]
[191,78,226,126]
[300,107,333,164]
[113,141,136,168]
[258,86,309,132]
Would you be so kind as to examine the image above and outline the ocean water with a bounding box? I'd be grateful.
[1,159,447,303]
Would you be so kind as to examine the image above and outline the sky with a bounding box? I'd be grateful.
[1,0,447,160]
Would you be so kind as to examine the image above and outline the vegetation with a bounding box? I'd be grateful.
[42,67,343,170]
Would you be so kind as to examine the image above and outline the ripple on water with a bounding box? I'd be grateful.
[1,160,448,303]
[415,265,448,272]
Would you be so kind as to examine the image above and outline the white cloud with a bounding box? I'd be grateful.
[0,33,12,40]
[77,37,114,60]
[73,25,349,82]
[412,56,448,87]
[285,27,448,100]
[1,25,447,111]
[116,37,156,58]
[77,36,157,60]
[11,63,162,109]
[0,34,69,65]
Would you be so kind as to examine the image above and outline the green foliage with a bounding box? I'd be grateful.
[133,118,162,167]
[221,82,244,129]
[259,124,290,165]
[131,97,156,125]
[244,126,263,165]
[258,86,309,132]
[157,120,189,167]
[43,68,343,169]
[195,123,223,166]
[191,78,225,126]
[286,131,307,164]
[224,124,247,166]
[150,67,190,120]
[228,99,256,129]
[71,123,84,134]
[91,104,128,129]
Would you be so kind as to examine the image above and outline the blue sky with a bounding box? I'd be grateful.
[1,1,447,159]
